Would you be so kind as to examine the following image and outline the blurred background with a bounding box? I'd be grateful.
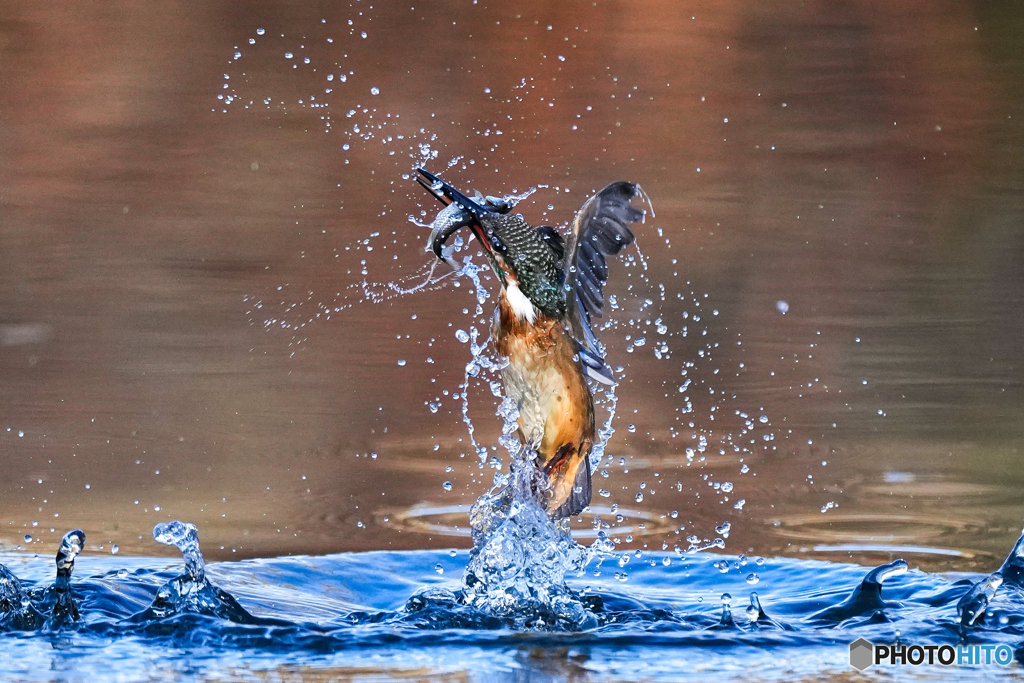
[0,0,1022,571]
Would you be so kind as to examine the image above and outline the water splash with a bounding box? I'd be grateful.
[451,398,616,628]
[132,522,258,623]
[0,563,44,631]
[812,558,907,623]
[45,529,85,629]
[460,493,607,628]
[958,573,1003,629]
[745,592,791,631]
[709,592,735,629]
[996,526,1024,587]
[154,521,204,582]
[956,525,1024,631]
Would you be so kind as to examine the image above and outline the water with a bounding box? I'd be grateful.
[2,524,1024,681]
[3,1,1024,680]
[2,0,1023,567]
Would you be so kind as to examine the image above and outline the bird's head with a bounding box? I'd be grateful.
[417,168,566,320]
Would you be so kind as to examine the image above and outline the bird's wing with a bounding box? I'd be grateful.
[563,181,643,385]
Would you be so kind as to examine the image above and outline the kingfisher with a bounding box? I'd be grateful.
[416,168,643,518]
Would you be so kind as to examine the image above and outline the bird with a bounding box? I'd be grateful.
[416,167,643,518]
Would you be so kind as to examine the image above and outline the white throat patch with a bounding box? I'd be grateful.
[504,282,538,323]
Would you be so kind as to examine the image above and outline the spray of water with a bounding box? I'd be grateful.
[0,563,44,631]
[46,529,85,629]
[134,521,256,623]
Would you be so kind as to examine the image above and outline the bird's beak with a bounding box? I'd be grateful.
[415,171,451,208]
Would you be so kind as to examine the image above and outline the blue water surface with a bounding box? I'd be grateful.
[2,544,1024,682]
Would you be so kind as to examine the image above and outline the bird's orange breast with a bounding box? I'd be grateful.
[493,293,595,510]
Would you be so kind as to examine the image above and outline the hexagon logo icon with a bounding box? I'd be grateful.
[850,638,874,671]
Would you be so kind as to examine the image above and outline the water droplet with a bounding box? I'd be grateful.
[759,415,768,423]
[746,573,760,584]
[370,87,380,95]
[455,329,469,343]
[256,28,265,35]
[84,483,91,490]
[327,74,334,81]
[361,31,368,39]
[627,424,636,433]
[284,52,294,59]
[111,545,120,555]
[633,337,646,347]
[635,492,644,503]
[303,57,310,64]
[776,300,789,314]
[715,521,731,538]
[443,481,453,491]
[23,534,31,543]
[249,38,255,44]
[435,563,444,574]
[397,359,406,366]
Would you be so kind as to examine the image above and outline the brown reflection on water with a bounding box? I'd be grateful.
[0,0,1022,571]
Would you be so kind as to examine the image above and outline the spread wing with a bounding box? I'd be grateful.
[563,181,643,384]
